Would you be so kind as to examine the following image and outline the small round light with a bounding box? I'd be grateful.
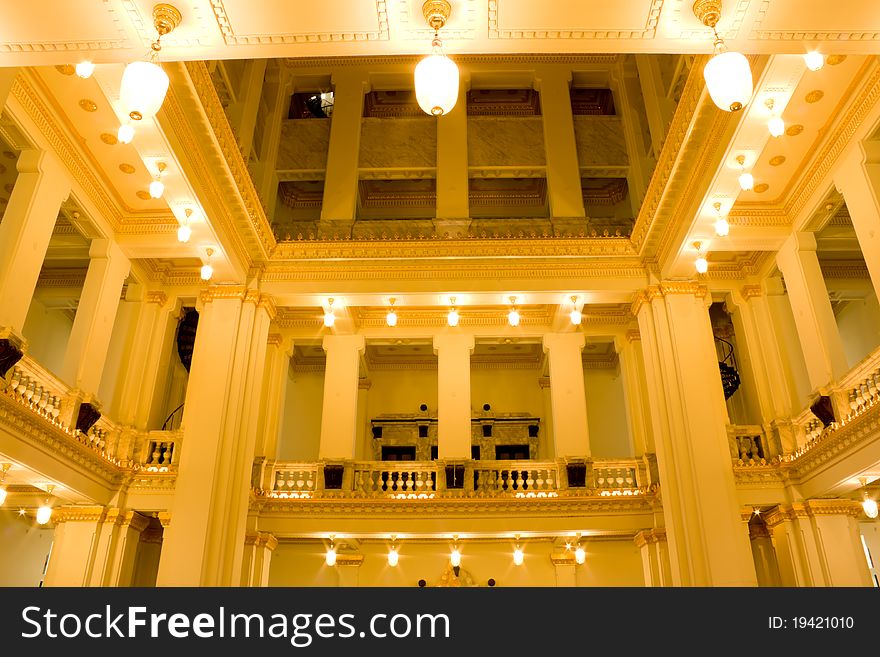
[36,504,52,525]
[0,486,7,506]
[324,311,336,328]
[508,308,520,327]
[570,308,582,325]
[117,123,135,144]
[695,256,709,274]
[75,61,95,79]
[864,497,879,519]
[177,224,192,243]
[714,217,730,237]
[574,546,585,565]
[149,179,165,199]
[738,171,755,192]
[386,310,398,327]
[325,547,337,567]
[200,263,213,281]
[804,51,824,72]
[447,308,460,327]
[388,547,399,567]
[768,116,785,138]
[513,547,524,566]
[450,547,461,567]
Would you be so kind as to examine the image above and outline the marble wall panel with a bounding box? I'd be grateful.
[468,117,545,167]
[573,116,628,168]
[277,119,331,171]
[359,118,436,169]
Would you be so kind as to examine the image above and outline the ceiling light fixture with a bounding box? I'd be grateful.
[326,536,337,567]
[414,0,459,117]
[513,535,524,566]
[713,201,730,237]
[507,296,520,327]
[804,51,824,72]
[200,248,214,281]
[860,477,878,519]
[0,463,10,506]
[388,537,399,567]
[75,61,96,79]
[765,98,785,138]
[149,161,167,199]
[450,537,461,567]
[119,3,182,125]
[693,241,709,274]
[386,298,398,328]
[177,208,193,243]
[447,297,460,327]
[736,154,754,191]
[36,484,54,525]
[117,122,135,145]
[693,0,753,112]
[324,298,336,328]
[574,544,586,565]
[569,296,582,326]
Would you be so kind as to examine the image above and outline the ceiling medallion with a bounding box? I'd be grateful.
[78,98,98,112]
[769,155,786,166]
[753,183,769,193]
[136,190,152,200]
[100,132,119,145]
[827,54,847,66]
[55,64,75,76]
[785,124,804,136]
[119,163,136,174]
[805,90,824,103]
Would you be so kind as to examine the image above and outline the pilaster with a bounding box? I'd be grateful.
[318,334,366,460]
[433,333,475,459]
[542,332,590,458]
[634,528,671,586]
[436,81,470,225]
[241,531,278,587]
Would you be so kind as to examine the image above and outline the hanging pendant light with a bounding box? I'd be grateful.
[447,296,460,327]
[75,61,95,79]
[0,463,10,506]
[326,537,337,567]
[693,0,753,112]
[177,208,193,243]
[388,537,400,567]
[860,477,878,519]
[507,296,520,327]
[386,298,398,327]
[414,0,459,117]
[36,484,55,525]
[324,298,336,328]
[804,51,824,72]
[765,98,785,137]
[569,296,582,326]
[713,202,729,237]
[736,154,754,191]
[693,241,709,274]
[149,161,167,199]
[117,122,135,145]
[119,4,182,124]
[200,248,214,281]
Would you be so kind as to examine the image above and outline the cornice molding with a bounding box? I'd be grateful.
[53,506,107,524]
[630,282,707,316]
[282,54,621,70]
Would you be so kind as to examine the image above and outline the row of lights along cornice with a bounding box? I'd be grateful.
[323,532,587,568]
[0,469,57,525]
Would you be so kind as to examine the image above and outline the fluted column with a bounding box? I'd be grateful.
[776,232,848,390]
[435,82,470,236]
[257,333,292,459]
[535,67,585,219]
[60,239,130,397]
[319,69,369,232]
[241,532,278,587]
[616,330,653,457]
[634,528,671,586]
[634,283,756,586]
[0,149,69,334]
[318,334,366,460]
[433,333,475,459]
[542,332,590,458]
[157,288,275,586]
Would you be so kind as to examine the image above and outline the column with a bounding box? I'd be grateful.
[834,143,880,303]
[538,376,555,459]
[317,334,366,459]
[0,67,18,108]
[228,59,268,158]
[336,553,364,587]
[634,55,676,158]
[435,81,470,236]
[89,509,151,586]
[0,149,69,334]
[60,239,130,397]
[742,510,781,587]
[535,67,585,219]
[320,69,369,230]
[550,553,577,587]
[635,284,756,586]
[115,291,174,430]
[255,65,292,220]
[157,288,274,586]
[356,378,372,460]
[241,532,278,587]
[256,333,292,459]
[616,330,653,457]
[433,333,475,459]
[542,333,590,458]
[634,528,672,586]
[776,232,848,390]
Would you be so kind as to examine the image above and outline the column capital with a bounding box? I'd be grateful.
[542,331,585,353]
[322,333,366,353]
[52,506,107,524]
[630,282,709,315]
[244,531,279,552]
[779,231,818,255]
[532,65,573,90]
[144,290,169,307]
[633,528,667,548]
[267,333,284,347]
[16,148,67,182]
[433,332,475,354]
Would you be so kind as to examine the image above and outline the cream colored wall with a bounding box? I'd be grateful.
[835,293,880,368]
[278,369,325,461]
[21,297,73,377]
[584,367,633,457]
[768,292,812,406]
[0,510,53,586]
[98,299,140,417]
[366,369,438,418]
[268,538,644,587]
[470,368,543,418]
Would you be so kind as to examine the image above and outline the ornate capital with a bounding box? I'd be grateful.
[537,376,551,389]
[245,531,279,551]
[266,333,284,347]
[144,291,169,306]
[803,498,864,518]
[53,506,107,524]
[625,329,641,343]
[634,528,667,547]
[739,284,763,300]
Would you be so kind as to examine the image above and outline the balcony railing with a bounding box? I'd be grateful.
[259,457,652,500]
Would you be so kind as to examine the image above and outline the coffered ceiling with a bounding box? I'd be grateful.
[3,0,880,66]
